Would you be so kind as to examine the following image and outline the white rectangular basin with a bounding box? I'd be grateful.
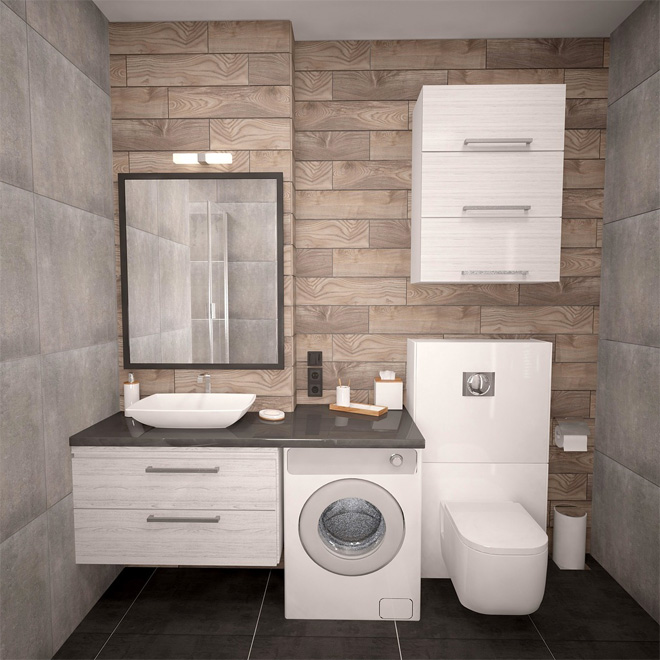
[126,393,256,429]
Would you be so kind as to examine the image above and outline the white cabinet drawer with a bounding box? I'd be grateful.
[74,508,280,566]
[417,85,566,151]
[417,216,561,283]
[72,448,278,510]
[420,151,564,218]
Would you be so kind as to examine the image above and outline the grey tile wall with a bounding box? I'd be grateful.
[161,327,193,363]
[600,210,660,347]
[228,261,278,320]
[158,179,190,245]
[592,453,660,622]
[0,356,45,542]
[0,514,52,659]
[28,27,113,219]
[159,238,192,333]
[594,0,660,624]
[126,226,161,338]
[608,0,660,103]
[229,319,279,364]
[225,203,278,261]
[0,3,32,190]
[25,0,110,93]
[129,333,162,363]
[35,195,116,355]
[0,183,39,361]
[41,341,118,507]
[603,71,660,223]
[125,179,158,234]
[0,4,119,655]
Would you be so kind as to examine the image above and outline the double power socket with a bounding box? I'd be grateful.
[307,351,323,397]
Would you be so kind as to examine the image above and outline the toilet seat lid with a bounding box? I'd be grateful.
[445,502,548,556]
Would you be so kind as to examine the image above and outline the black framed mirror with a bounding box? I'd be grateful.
[118,172,284,370]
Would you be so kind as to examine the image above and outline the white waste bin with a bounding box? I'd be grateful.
[552,505,587,570]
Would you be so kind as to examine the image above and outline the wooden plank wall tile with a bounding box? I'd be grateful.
[111,20,296,410]
[111,26,604,545]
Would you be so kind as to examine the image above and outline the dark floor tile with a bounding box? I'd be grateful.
[52,632,108,660]
[550,640,660,659]
[116,568,269,636]
[400,637,553,659]
[532,558,659,642]
[255,570,396,638]
[250,635,400,659]
[96,634,252,659]
[74,568,155,634]
[396,579,539,639]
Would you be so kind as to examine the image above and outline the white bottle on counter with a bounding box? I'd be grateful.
[124,372,140,416]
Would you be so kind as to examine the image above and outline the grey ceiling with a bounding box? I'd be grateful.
[94,0,642,40]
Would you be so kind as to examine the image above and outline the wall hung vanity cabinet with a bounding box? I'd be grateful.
[411,85,566,283]
[71,447,282,566]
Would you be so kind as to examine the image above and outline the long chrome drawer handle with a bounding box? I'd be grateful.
[145,466,220,474]
[147,515,221,523]
[463,205,531,211]
[464,138,533,145]
[462,270,529,275]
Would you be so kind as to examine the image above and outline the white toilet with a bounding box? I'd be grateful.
[440,501,548,615]
[407,339,554,615]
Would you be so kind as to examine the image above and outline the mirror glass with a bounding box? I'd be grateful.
[119,173,283,369]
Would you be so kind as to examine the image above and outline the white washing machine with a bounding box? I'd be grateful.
[284,447,421,621]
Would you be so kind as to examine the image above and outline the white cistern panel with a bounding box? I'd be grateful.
[407,339,552,464]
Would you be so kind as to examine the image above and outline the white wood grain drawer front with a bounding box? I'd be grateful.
[72,448,278,510]
[418,84,566,152]
[418,216,561,283]
[420,151,564,218]
[73,508,279,566]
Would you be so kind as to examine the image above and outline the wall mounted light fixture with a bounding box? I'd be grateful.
[172,153,233,165]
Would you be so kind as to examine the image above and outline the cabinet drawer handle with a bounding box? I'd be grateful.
[147,515,221,523]
[462,205,531,212]
[464,138,533,145]
[462,270,529,276]
[145,466,219,474]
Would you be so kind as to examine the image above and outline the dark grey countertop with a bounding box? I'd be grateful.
[69,404,425,449]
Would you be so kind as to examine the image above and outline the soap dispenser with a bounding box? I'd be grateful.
[124,372,140,416]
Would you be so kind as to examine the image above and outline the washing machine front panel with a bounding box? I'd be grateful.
[299,478,405,576]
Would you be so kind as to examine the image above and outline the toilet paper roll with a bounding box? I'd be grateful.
[552,505,587,570]
[554,420,588,452]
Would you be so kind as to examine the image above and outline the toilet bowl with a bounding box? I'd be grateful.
[441,501,548,615]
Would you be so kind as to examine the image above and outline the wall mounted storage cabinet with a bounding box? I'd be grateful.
[411,85,566,283]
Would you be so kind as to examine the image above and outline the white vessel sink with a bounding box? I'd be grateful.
[126,393,256,429]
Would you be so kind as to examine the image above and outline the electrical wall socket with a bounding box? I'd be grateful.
[307,366,323,397]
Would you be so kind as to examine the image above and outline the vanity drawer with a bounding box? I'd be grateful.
[74,508,280,566]
[418,84,566,152]
[420,151,564,218]
[72,448,279,510]
[418,216,561,283]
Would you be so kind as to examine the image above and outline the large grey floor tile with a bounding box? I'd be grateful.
[251,635,401,659]
[2,0,26,19]
[0,356,45,543]
[41,341,118,506]
[35,195,116,355]
[48,494,121,653]
[550,640,660,659]
[126,226,160,340]
[600,211,660,347]
[591,452,660,623]
[0,183,39,361]
[595,340,660,485]
[0,3,32,190]
[28,28,113,219]
[604,71,660,223]
[26,0,109,92]
[52,632,108,660]
[0,513,52,660]
[609,0,660,104]
[399,637,552,659]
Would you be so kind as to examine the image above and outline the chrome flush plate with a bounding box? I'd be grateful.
[462,372,495,397]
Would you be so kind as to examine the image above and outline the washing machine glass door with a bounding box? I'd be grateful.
[299,478,405,576]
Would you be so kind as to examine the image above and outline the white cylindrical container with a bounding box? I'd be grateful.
[552,505,587,570]
[336,385,350,407]
[124,373,140,416]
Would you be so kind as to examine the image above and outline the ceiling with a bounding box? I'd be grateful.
[94,0,642,40]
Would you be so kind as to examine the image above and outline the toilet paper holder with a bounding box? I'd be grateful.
[554,419,589,452]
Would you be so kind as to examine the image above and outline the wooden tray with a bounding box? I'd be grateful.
[329,403,388,417]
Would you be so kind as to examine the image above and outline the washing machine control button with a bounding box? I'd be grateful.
[390,453,403,467]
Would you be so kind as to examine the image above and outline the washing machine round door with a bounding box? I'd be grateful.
[298,478,405,576]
